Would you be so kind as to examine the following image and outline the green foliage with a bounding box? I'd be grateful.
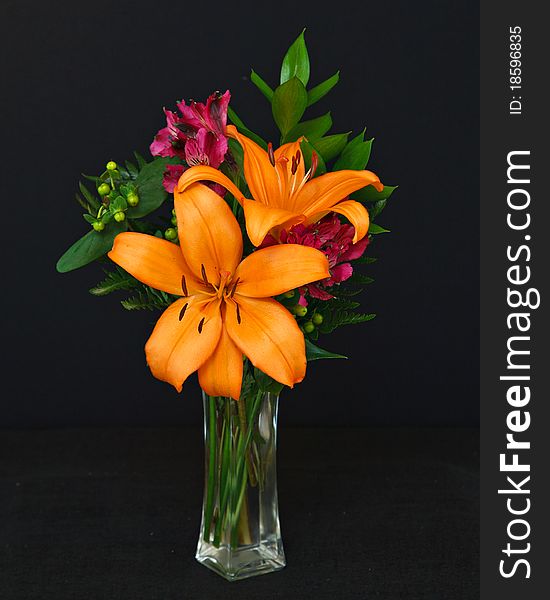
[319,309,376,334]
[368,223,390,234]
[284,112,332,143]
[89,267,139,296]
[280,30,310,86]
[347,273,375,285]
[300,139,327,175]
[253,367,284,395]
[250,69,274,101]
[272,77,308,137]
[56,221,127,273]
[305,339,347,361]
[333,130,373,171]
[312,133,350,162]
[354,184,398,203]
[368,199,387,220]
[307,71,340,106]
[125,156,177,218]
[120,286,176,311]
[78,182,100,212]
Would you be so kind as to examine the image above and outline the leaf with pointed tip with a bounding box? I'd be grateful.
[368,223,390,234]
[312,133,349,162]
[250,69,274,101]
[280,30,310,86]
[78,182,100,211]
[284,112,332,143]
[56,220,127,273]
[307,71,339,106]
[300,139,327,176]
[126,156,179,218]
[334,132,373,170]
[272,77,308,136]
[367,199,387,220]
[305,339,347,361]
[354,185,398,203]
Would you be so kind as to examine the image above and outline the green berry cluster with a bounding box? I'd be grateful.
[163,209,178,241]
[83,161,140,232]
[283,293,325,334]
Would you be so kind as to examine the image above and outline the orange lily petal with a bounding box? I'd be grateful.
[108,232,197,296]
[176,164,244,204]
[145,296,221,392]
[225,296,306,388]
[174,183,243,284]
[227,125,280,207]
[198,320,243,400]
[242,198,303,247]
[274,138,305,200]
[234,244,329,298]
[294,169,383,216]
[328,199,371,243]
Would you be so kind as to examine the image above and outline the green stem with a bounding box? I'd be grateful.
[238,395,257,487]
[212,392,264,548]
[202,396,217,542]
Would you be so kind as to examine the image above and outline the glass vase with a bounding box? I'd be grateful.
[195,390,286,581]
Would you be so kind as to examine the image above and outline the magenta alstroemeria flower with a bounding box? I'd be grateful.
[176,90,230,139]
[162,163,226,198]
[162,164,186,193]
[262,214,369,304]
[150,90,230,169]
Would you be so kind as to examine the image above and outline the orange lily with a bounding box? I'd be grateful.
[176,124,384,247]
[108,183,330,400]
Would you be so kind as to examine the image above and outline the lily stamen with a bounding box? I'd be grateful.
[179,302,189,321]
[181,274,188,296]
[267,142,275,166]
[198,317,206,333]
[236,303,242,324]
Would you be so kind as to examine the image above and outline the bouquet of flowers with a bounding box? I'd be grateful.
[57,31,395,580]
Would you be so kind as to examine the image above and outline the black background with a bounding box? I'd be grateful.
[1,0,479,428]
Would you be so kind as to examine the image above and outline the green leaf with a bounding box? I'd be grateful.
[348,273,374,285]
[354,184,398,203]
[121,286,174,311]
[333,132,373,170]
[89,267,138,296]
[307,71,340,106]
[250,69,274,101]
[305,339,347,361]
[312,133,349,162]
[124,160,139,178]
[280,30,310,86]
[300,139,327,176]
[368,223,390,234]
[78,182,100,211]
[272,77,308,136]
[368,199,387,220]
[228,107,268,149]
[56,221,127,273]
[126,157,177,218]
[355,255,377,265]
[284,112,332,143]
[319,311,376,334]
[253,368,285,395]
[111,195,127,212]
[133,152,147,169]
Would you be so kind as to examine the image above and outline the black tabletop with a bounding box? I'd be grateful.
[1,427,479,599]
